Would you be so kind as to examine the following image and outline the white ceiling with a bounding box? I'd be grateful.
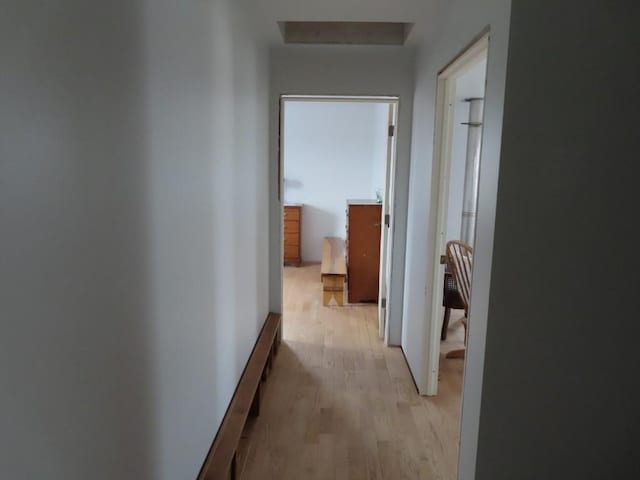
[244,0,442,46]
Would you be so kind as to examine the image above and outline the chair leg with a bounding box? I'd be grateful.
[441,307,451,340]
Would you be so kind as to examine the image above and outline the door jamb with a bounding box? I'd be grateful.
[279,95,399,343]
[423,35,489,396]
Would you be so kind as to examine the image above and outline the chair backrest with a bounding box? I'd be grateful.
[446,240,473,310]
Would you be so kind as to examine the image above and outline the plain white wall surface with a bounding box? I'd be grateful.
[283,101,388,262]
[446,59,487,243]
[0,1,268,479]
[475,2,640,479]
[269,46,416,346]
[401,0,511,477]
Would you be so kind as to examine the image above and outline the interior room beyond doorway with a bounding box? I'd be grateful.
[439,56,487,359]
[281,97,397,332]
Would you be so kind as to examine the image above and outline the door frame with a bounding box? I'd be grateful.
[423,35,489,395]
[279,95,399,343]
[379,102,399,342]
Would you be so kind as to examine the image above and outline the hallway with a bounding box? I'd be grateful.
[240,265,465,479]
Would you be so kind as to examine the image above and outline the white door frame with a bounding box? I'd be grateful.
[279,95,399,343]
[423,35,489,395]
[379,102,399,342]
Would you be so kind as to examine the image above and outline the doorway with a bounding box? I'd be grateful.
[279,95,399,341]
[424,35,489,396]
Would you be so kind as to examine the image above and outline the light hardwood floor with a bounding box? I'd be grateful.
[240,264,466,480]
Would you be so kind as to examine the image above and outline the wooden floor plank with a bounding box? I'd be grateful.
[240,265,465,480]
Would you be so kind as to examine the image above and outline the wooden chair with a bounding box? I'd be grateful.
[444,240,473,359]
[441,268,466,340]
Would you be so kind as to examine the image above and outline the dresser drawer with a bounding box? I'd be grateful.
[283,207,300,221]
[283,219,299,234]
[284,232,299,246]
[283,205,302,267]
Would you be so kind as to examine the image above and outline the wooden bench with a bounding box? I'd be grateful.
[320,237,347,306]
[198,313,282,480]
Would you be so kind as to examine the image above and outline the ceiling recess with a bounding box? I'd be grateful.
[279,21,414,46]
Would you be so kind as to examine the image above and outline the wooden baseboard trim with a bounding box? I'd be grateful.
[198,312,282,480]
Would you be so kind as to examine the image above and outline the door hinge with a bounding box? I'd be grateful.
[384,214,390,227]
[381,298,387,309]
[388,125,395,137]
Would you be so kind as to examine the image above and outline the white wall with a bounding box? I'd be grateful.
[269,46,416,345]
[0,1,268,479]
[475,2,640,478]
[283,101,388,262]
[401,0,512,478]
[446,59,487,243]
[404,1,640,478]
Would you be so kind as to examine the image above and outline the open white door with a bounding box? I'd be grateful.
[378,102,399,341]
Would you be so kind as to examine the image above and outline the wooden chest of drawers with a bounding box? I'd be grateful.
[347,201,382,303]
[283,204,302,266]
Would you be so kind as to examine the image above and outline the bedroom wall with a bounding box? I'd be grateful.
[283,101,388,262]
